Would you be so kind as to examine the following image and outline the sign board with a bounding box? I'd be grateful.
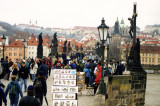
[52,69,78,106]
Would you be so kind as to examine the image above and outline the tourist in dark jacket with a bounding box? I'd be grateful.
[19,62,29,92]
[33,73,47,105]
[5,75,23,106]
[0,86,7,106]
[19,85,41,106]
[37,61,48,78]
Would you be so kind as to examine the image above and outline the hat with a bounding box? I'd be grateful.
[28,85,34,90]
[11,75,16,78]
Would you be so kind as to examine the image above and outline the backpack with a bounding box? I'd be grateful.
[34,79,43,91]
[9,83,17,95]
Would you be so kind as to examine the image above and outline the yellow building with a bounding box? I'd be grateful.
[140,45,160,65]
[120,44,160,66]
[6,40,27,62]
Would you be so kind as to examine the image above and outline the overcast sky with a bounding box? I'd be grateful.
[0,0,160,30]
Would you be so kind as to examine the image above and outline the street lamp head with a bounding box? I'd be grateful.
[98,18,109,42]
[23,39,27,47]
[107,33,112,45]
[2,34,6,45]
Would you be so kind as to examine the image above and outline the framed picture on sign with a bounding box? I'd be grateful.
[53,100,77,106]
[53,93,76,100]
[53,79,76,86]
[53,74,76,80]
[52,86,78,93]
[53,69,76,74]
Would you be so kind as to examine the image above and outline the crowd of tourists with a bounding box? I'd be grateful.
[0,53,125,106]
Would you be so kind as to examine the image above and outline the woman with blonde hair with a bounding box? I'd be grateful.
[10,63,19,79]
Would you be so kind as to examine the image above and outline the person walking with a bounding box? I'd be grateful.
[0,86,7,106]
[37,61,48,79]
[30,61,38,82]
[10,63,19,80]
[33,73,47,105]
[46,57,53,76]
[18,85,41,106]
[83,64,92,87]
[8,59,13,80]
[19,62,29,92]
[5,75,23,106]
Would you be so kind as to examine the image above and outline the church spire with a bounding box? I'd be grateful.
[121,18,124,24]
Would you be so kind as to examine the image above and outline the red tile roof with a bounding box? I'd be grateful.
[8,41,24,47]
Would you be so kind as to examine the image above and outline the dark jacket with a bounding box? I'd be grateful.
[33,76,47,97]
[19,66,29,79]
[0,87,7,106]
[5,81,23,100]
[18,96,41,106]
[37,64,48,78]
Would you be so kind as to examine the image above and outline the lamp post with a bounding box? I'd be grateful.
[106,33,111,76]
[23,39,27,60]
[2,35,6,59]
[98,18,109,94]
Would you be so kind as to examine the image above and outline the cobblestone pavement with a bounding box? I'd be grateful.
[145,74,160,106]
[1,74,160,106]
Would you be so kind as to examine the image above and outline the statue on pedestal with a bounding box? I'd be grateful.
[37,33,43,59]
[49,32,58,56]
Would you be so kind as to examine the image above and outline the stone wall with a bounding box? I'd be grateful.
[107,72,146,106]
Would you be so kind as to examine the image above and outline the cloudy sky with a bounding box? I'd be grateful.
[0,0,159,30]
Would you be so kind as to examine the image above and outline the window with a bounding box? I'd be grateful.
[19,53,22,56]
[149,54,151,56]
[152,58,154,62]
[32,52,34,54]
[143,53,144,56]
[152,54,154,57]
[14,53,17,56]
[32,47,34,49]
[149,58,151,62]
[31,41,34,43]
[29,52,31,54]
[9,53,12,56]
[146,53,147,56]
[29,47,31,49]
[9,48,12,51]
[145,58,147,62]
[158,58,160,62]
[14,48,17,51]
[142,58,144,62]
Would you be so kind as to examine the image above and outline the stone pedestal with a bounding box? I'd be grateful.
[107,72,147,106]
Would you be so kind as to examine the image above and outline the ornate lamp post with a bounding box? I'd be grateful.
[23,39,27,60]
[98,18,109,94]
[106,33,111,76]
[2,35,6,59]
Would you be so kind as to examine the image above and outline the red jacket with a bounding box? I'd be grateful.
[95,72,101,84]
[46,59,53,68]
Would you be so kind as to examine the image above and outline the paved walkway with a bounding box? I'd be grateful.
[145,74,160,106]
[1,73,160,106]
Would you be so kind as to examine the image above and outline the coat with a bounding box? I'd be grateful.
[95,72,101,84]
[5,81,23,102]
[18,96,41,106]
[30,64,38,74]
[19,66,29,79]
[83,68,92,84]
[0,87,7,106]
[33,76,47,97]
[37,64,48,78]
